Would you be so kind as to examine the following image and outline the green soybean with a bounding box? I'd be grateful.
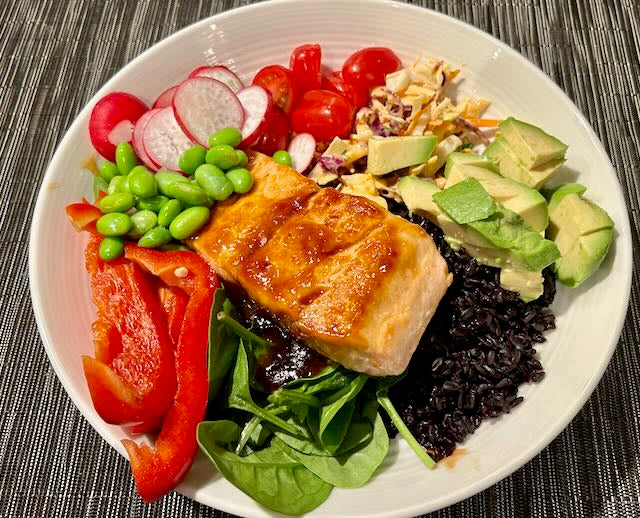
[206,144,239,170]
[128,166,158,198]
[99,192,135,213]
[107,175,127,195]
[166,181,210,206]
[99,236,124,261]
[155,170,189,196]
[272,150,292,166]
[195,164,234,201]
[179,145,207,174]
[225,167,253,194]
[169,206,211,240]
[128,210,158,239]
[138,226,172,248]
[99,161,121,182]
[157,199,182,227]
[208,127,243,148]
[115,142,139,175]
[93,176,109,201]
[136,194,169,213]
[236,150,249,167]
[96,213,131,236]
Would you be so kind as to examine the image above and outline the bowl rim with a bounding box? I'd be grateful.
[28,0,633,516]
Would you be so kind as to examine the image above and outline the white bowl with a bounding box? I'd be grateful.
[29,0,632,516]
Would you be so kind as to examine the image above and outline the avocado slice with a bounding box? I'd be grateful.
[499,117,568,169]
[483,137,564,189]
[398,176,560,273]
[445,162,549,232]
[443,151,499,177]
[367,135,437,176]
[545,182,587,212]
[547,187,614,288]
[500,268,544,302]
[432,178,497,224]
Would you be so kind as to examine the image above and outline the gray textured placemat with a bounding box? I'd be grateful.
[1,0,638,517]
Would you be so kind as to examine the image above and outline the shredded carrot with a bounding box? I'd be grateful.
[465,118,503,127]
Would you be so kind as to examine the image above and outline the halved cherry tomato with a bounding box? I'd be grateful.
[291,90,354,142]
[289,44,322,93]
[252,65,299,115]
[321,71,370,110]
[342,47,402,89]
[252,106,289,156]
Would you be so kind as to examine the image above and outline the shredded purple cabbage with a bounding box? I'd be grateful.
[371,117,396,137]
[317,155,345,173]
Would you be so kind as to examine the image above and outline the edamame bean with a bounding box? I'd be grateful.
[99,192,135,213]
[136,194,169,213]
[194,164,234,201]
[107,175,127,195]
[128,210,158,239]
[178,145,207,175]
[128,166,158,198]
[169,206,211,240]
[115,142,139,175]
[205,144,239,170]
[235,149,248,167]
[166,181,210,206]
[208,127,243,148]
[93,176,109,201]
[99,161,121,182]
[99,236,124,261]
[272,150,292,166]
[138,226,172,248]
[157,199,182,227]
[226,167,253,194]
[96,213,132,236]
[155,170,189,196]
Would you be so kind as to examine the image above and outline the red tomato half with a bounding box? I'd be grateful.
[252,65,299,115]
[342,47,402,89]
[321,71,370,110]
[291,90,354,142]
[252,106,290,156]
[289,44,322,93]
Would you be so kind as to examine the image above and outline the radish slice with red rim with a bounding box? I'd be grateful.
[287,133,316,172]
[172,77,244,146]
[152,85,178,109]
[89,92,148,161]
[189,65,244,93]
[107,119,135,146]
[237,85,273,147]
[142,107,194,171]
[133,109,160,170]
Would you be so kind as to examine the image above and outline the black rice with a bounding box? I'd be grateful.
[386,200,556,461]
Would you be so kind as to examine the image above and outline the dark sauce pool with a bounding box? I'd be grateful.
[227,200,556,461]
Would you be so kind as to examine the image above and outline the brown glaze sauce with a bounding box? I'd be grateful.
[225,283,331,393]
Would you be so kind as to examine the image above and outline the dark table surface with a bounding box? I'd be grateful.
[1,0,639,517]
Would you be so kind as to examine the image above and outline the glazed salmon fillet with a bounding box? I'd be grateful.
[189,153,451,376]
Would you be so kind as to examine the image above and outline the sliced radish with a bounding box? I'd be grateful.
[237,85,273,147]
[189,65,244,93]
[107,119,135,146]
[287,133,316,172]
[89,92,148,161]
[133,109,160,170]
[152,85,178,109]
[252,106,289,156]
[172,77,245,146]
[142,107,194,171]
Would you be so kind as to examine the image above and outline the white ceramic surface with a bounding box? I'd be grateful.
[29,1,632,517]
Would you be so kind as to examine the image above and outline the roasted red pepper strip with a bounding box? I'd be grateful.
[122,245,217,502]
[66,202,101,234]
[82,237,177,424]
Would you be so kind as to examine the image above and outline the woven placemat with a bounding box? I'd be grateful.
[1,0,638,516]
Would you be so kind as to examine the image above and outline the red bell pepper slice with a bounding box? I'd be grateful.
[82,237,177,425]
[157,284,189,347]
[66,202,102,234]
[122,245,217,502]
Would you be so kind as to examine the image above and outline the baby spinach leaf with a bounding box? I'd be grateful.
[268,387,322,408]
[197,420,333,515]
[207,287,240,403]
[217,310,271,357]
[283,364,339,389]
[228,341,305,437]
[376,377,436,469]
[276,411,389,488]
